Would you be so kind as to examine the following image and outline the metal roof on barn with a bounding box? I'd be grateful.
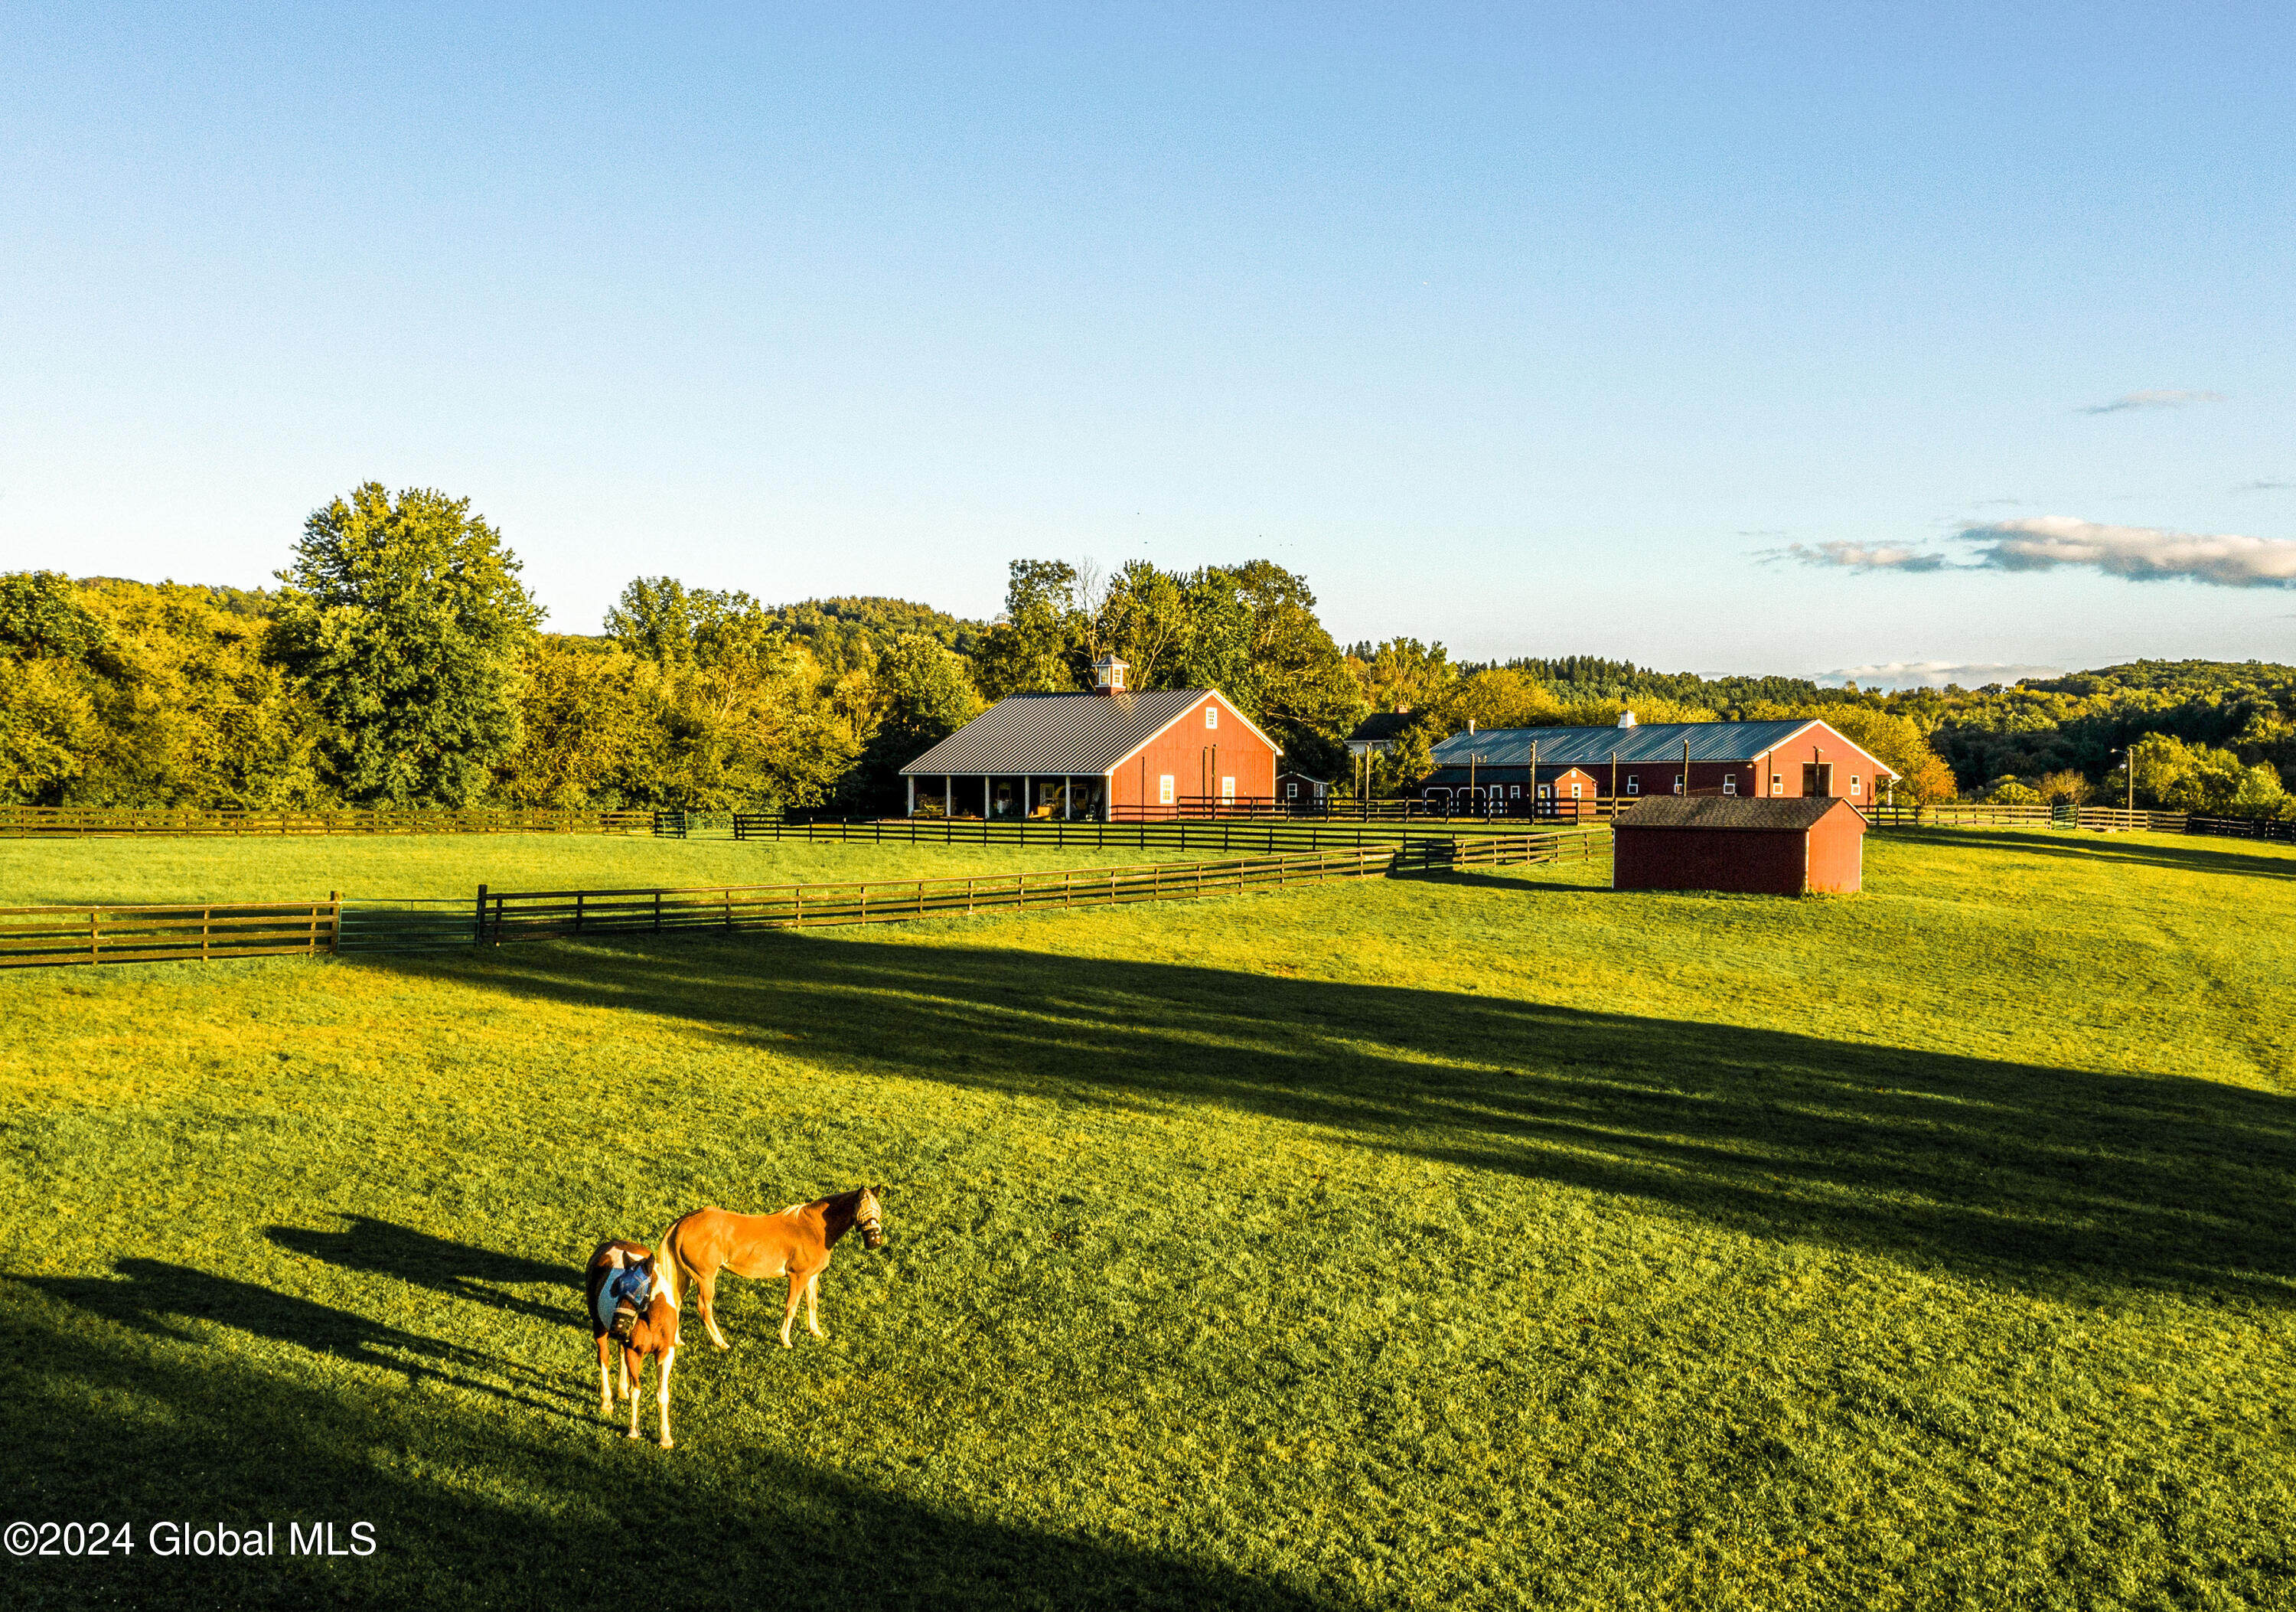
[1615,797,1859,831]
[901,690,1275,777]
[1428,720,1893,773]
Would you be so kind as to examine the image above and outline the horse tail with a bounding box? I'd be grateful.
[655,1212,692,1310]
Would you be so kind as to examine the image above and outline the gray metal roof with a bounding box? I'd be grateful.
[1615,796,1857,831]
[902,690,1274,776]
[1428,719,1894,774]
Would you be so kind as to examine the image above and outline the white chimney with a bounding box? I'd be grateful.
[1468,719,1476,734]
[1617,710,1637,728]
[1092,655,1129,693]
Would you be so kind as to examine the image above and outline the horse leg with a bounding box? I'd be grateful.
[626,1354,646,1440]
[618,1344,631,1401]
[596,1335,613,1415]
[805,1271,824,1339]
[698,1266,730,1351]
[656,1347,676,1450]
[779,1274,804,1348]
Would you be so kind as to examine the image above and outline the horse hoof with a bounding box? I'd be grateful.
[659,1438,674,1450]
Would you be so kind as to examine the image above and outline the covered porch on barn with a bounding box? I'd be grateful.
[907,774,1110,821]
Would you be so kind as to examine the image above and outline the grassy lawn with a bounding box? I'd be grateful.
[3,827,2292,1608]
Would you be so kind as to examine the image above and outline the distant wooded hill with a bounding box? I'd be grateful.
[6,537,2290,817]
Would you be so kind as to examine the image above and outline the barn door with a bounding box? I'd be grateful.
[1802,762,1834,797]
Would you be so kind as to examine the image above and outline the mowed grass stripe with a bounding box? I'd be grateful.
[1,828,2291,1609]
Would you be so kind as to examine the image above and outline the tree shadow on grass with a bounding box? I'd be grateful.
[1884,827,2296,881]
[0,1292,1340,1611]
[266,1214,571,1326]
[363,932,2295,1307]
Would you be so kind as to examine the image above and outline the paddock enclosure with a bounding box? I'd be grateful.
[3,826,2292,1608]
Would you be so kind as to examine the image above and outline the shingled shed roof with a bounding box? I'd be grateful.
[900,690,1279,776]
[1428,719,1897,775]
[1616,797,1860,831]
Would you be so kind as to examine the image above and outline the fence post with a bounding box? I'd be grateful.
[475,884,488,946]
[329,891,341,955]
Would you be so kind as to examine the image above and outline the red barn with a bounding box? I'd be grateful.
[900,657,1281,820]
[1613,796,1867,895]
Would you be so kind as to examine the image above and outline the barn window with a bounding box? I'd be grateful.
[1626,776,1639,795]
[1204,705,1218,729]
[1772,773,1783,789]
[1508,784,1521,798]
[1159,775,1175,804]
[1286,781,1298,799]
[1538,783,1551,799]
[1673,776,1685,794]
[1850,775,1861,796]
[1723,776,1737,795]
[1221,776,1235,801]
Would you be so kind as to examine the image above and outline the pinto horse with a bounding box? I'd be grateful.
[660,1187,884,1350]
[583,1239,680,1447]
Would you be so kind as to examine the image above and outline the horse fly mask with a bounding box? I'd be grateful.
[596,1261,654,1344]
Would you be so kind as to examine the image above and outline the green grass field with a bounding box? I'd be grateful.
[3,827,2292,1609]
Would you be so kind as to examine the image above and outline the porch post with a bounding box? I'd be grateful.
[906,776,915,817]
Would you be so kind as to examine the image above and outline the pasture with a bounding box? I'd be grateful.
[2,827,2292,1609]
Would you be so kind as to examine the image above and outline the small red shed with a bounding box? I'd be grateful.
[1613,796,1866,895]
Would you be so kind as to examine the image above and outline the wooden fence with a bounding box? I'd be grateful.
[2186,814,2296,843]
[476,847,1398,943]
[0,899,341,968]
[0,828,1616,968]
[0,805,654,839]
[733,813,1605,857]
[1864,802,2192,834]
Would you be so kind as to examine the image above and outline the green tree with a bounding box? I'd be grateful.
[971,561,1088,698]
[269,483,542,807]
[834,634,986,814]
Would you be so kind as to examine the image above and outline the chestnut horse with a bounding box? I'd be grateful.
[660,1187,884,1349]
[583,1239,680,1447]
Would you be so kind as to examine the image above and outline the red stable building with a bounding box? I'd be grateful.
[900,657,1280,820]
[1613,796,1867,895]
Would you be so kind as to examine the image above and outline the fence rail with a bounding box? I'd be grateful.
[0,805,655,839]
[2186,814,2296,843]
[734,813,1599,857]
[478,847,1401,942]
[0,899,341,968]
[475,828,1609,945]
[1864,802,2193,834]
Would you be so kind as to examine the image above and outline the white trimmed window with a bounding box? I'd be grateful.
[1772,773,1783,789]
[1723,776,1738,795]
[1220,776,1235,801]
[1570,782,1583,798]
[1538,783,1551,799]
[1286,781,1297,799]
[1204,705,1218,729]
[1508,783,1521,798]
[1674,776,1686,794]
[1159,775,1175,804]
[1626,776,1639,795]
[1851,775,1861,796]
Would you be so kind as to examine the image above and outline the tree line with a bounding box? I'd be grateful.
[4,481,2291,817]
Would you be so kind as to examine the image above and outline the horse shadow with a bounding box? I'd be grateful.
[267,1215,572,1326]
[8,1258,574,1418]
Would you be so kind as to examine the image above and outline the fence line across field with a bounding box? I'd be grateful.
[475,829,1606,945]
[0,805,654,839]
[1862,801,2194,834]
[732,813,1605,855]
[0,898,342,968]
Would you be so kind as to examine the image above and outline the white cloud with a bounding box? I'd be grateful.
[1775,540,1948,573]
[1817,661,2065,691]
[1961,516,2296,588]
[2082,389,2226,415]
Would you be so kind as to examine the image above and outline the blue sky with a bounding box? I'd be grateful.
[3,4,2291,685]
